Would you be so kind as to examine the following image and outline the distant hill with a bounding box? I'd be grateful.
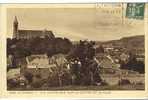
[120,35,144,48]
[72,35,144,50]
[99,35,145,50]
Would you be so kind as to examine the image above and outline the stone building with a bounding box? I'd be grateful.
[13,16,55,39]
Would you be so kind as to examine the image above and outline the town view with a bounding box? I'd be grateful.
[7,4,145,90]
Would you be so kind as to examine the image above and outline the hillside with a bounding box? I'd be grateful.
[101,35,144,50]
[120,35,144,48]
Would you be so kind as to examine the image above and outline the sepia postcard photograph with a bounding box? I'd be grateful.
[0,3,148,98]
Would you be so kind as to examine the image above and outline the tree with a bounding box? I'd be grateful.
[67,40,102,85]
[7,37,72,58]
[96,45,104,53]
[50,54,69,87]
[121,52,145,73]
[24,71,33,83]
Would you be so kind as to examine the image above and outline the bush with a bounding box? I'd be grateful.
[121,53,145,74]
[31,75,43,88]
[118,79,131,85]
[100,80,108,86]
[31,79,43,88]
[7,78,19,89]
[24,71,33,83]
[61,72,72,86]
[47,73,59,87]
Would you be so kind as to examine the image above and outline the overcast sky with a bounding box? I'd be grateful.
[7,6,145,41]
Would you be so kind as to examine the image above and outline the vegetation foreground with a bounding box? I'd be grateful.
[7,35,145,90]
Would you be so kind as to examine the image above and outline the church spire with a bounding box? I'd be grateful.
[13,16,18,39]
[14,16,18,24]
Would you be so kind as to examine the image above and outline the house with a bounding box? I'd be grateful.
[7,68,20,80]
[120,53,129,62]
[96,54,120,69]
[22,54,69,80]
[21,54,54,79]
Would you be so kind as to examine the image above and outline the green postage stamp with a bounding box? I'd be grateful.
[126,3,145,19]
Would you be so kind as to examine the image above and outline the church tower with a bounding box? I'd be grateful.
[13,16,18,39]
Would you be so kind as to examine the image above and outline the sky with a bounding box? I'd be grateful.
[7,5,145,41]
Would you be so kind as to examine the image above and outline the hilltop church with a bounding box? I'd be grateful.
[13,16,55,39]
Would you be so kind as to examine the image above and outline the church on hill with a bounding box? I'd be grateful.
[13,16,55,39]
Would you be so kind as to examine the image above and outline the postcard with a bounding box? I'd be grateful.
[0,3,148,98]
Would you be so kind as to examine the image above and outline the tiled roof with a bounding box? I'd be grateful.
[17,29,55,38]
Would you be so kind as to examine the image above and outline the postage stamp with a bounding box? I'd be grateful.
[0,3,148,98]
[126,3,145,19]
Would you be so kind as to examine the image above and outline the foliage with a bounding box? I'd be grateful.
[31,78,43,88]
[121,52,145,73]
[24,71,33,83]
[7,37,72,58]
[118,79,131,85]
[7,37,72,68]
[96,45,104,53]
[67,40,95,61]
[49,54,70,87]
[67,40,102,85]
[7,78,19,89]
